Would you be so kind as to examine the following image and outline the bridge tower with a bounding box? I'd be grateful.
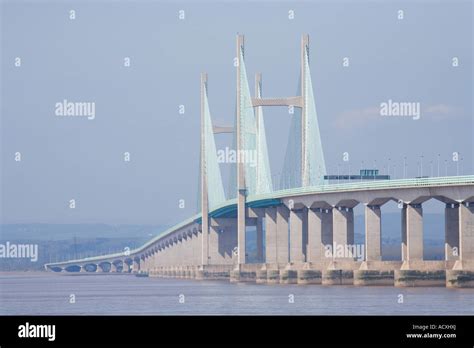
[235,34,327,268]
[301,34,327,187]
[200,73,229,267]
[200,73,210,267]
[236,34,247,265]
[301,34,310,187]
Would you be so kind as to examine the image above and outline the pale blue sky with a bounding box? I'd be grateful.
[1,0,472,225]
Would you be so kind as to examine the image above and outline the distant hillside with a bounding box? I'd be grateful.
[0,224,168,241]
[0,224,169,271]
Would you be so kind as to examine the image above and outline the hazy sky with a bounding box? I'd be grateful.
[1,0,473,225]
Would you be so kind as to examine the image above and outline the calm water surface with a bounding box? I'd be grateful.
[1,273,473,315]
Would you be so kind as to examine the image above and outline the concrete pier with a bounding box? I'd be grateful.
[395,269,446,287]
[322,269,354,285]
[297,268,322,284]
[256,217,264,262]
[289,209,305,264]
[354,270,394,286]
[132,259,140,274]
[280,268,298,284]
[230,264,258,283]
[332,207,354,259]
[445,204,460,261]
[256,268,268,284]
[446,270,474,288]
[276,205,290,265]
[458,202,474,263]
[405,204,423,262]
[365,205,381,261]
[266,269,280,284]
[196,265,232,280]
[265,207,278,264]
[307,208,323,262]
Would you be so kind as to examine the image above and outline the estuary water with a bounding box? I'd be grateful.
[0,273,472,315]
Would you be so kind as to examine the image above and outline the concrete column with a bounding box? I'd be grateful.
[171,242,177,268]
[307,208,323,262]
[401,205,407,261]
[289,209,304,264]
[194,232,201,266]
[256,217,264,262]
[169,244,172,267]
[302,207,308,261]
[169,245,174,267]
[144,257,149,270]
[405,204,423,261]
[201,227,209,266]
[365,205,382,261]
[110,263,118,273]
[183,236,190,266]
[188,236,193,267]
[163,248,168,268]
[276,205,290,265]
[149,254,154,270]
[168,244,173,268]
[157,249,162,270]
[459,202,474,261]
[145,256,150,271]
[154,251,158,270]
[173,243,178,266]
[153,247,161,270]
[265,207,278,264]
[133,259,140,273]
[161,247,166,267]
[173,241,179,267]
[170,244,175,268]
[173,243,179,274]
[177,239,183,266]
[322,209,333,258]
[445,204,460,261]
[332,207,354,259]
[209,226,225,264]
[228,222,238,263]
[237,189,247,265]
[236,36,246,266]
[122,261,130,273]
[184,239,189,267]
[209,219,237,265]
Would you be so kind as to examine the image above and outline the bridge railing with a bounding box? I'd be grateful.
[247,175,474,202]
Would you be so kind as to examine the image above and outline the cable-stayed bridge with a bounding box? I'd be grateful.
[45,35,474,288]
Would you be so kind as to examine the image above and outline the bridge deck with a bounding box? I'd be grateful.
[45,175,474,268]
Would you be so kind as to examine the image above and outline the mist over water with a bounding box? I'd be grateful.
[1,274,472,315]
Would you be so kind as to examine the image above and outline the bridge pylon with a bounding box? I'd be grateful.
[200,73,210,267]
[236,34,247,266]
[234,34,326,269]
[200,72,234,268]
